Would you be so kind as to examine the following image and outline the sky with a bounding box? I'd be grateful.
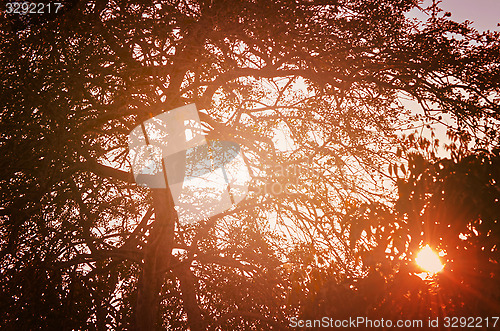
[441,0,500,31]
[410,0,500,31]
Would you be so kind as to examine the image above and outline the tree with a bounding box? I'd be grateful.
[302,146,500,324]
[1,0,499,329]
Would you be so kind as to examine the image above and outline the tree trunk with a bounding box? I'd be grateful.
[176,263,206,331]
[136,188,176,330]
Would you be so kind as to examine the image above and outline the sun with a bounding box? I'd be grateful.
[415,245,444,274]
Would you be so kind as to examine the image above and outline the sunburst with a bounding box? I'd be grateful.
[416,245,444,274]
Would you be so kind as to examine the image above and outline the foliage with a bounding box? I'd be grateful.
[0,0,499,329]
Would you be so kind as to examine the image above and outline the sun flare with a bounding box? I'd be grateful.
[415,245,444,274]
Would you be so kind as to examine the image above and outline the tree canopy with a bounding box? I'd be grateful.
[1,0,499,329]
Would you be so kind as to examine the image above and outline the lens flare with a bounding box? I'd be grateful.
[415,245,444,274]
